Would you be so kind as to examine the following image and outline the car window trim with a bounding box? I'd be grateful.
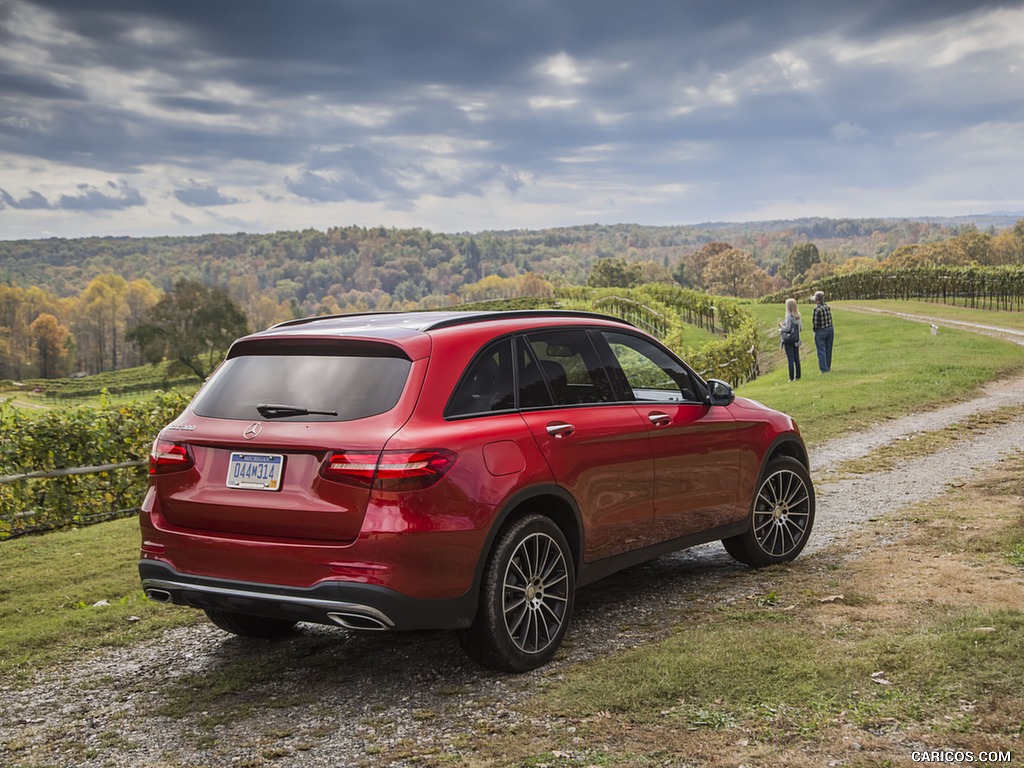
[594,329,707,405]
[443,334,519,421]
[519,327,618,409]
[443,323,710,420]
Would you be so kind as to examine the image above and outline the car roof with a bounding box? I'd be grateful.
[230,310,638,361]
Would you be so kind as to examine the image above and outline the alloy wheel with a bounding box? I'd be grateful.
[752,468,812,558]
[501,531,570,655]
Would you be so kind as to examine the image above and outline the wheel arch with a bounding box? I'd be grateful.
[763,433,810,473]
[474,484,583,589]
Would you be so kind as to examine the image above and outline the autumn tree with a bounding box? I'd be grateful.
[460,273,555,302]
[128,279,249,381]
[932,231,995,265]
[123,279,162,366]
[836,256,882,274]
[29,313,70,378]
[992,219,1024,264]
[702,249,771,298]
[636,261,674,284]
[883,244,927,269]
[76,273,128,373]
[0,283,64,379]
[674,242,732,290]
[801,261,838,285]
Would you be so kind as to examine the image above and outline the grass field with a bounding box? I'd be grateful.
[842,298,1024,332]
[0,517,198,681]
[738,302,1024,444]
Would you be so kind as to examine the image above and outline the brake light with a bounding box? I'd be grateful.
[321,449,457,491]
[149,439,194,475]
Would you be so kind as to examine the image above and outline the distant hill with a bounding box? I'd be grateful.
[1,215,1019,315]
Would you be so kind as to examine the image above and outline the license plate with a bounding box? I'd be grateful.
[227,452,284,491]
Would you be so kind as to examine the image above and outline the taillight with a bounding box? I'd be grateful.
[149,439,194,475]
[320,449,457,491]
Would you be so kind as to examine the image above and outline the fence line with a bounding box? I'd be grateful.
[0,460,146,484]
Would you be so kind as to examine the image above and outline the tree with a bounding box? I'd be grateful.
[77,273,129,372]
[937,231,995,265]
[836,256,882,274]
[992,220,1024,265]
[800,261,837,285]
[462,237,482,281]
[671,259,696,289]
[0,283,64,379]
[637,260,674,284]
[29,313,70,378]
[128,280,249,381]
[587,257,642,288]
[702,249,771,298]
[123,279,162,366]
[883,244,927,269]
[677,242,733,290]
[782,243,821,283]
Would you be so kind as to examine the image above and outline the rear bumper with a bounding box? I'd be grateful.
[139,560,477,631]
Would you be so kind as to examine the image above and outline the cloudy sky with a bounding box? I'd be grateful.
[1,0,1022,240]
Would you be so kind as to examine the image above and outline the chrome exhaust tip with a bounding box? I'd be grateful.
[327,610,392,631]
[145,588,173,603]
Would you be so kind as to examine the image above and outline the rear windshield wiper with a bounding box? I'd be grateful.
[256,403,339,419]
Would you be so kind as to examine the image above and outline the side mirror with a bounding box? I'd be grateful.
[706,379,735,407]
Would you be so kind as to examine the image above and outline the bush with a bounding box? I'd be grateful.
[0,390,192,539]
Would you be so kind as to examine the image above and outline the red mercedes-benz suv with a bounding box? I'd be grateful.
[140,310,814,671]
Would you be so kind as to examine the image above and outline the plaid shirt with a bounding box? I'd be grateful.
[812,302,833,331]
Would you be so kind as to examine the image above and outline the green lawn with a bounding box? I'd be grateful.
[0,517,198,680]
[838,298,1024,332]
[737,302,1024,444]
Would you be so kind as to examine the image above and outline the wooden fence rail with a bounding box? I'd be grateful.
[0,460,146,485]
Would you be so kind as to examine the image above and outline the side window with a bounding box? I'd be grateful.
[445,338,516,418]
[518,330,615,407]
[602,332,700,403]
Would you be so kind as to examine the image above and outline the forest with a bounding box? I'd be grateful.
[1,215,1023,381]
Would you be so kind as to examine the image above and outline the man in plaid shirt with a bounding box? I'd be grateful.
[812,291,834,373]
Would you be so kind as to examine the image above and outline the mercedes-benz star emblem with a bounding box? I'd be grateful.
[243,422,262,440]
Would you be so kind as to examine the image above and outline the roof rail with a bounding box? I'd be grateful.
[270,311,403,329]
[268,308,636,332]
[421,309,635,331]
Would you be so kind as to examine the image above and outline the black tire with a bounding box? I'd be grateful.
[458,514,575,672]
[723,455,815,568]
[204,609,297,639]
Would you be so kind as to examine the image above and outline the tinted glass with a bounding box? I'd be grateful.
[520,330,615,407]
[603,332,700,402]
[192,353,412,421]
[446,338,516,418]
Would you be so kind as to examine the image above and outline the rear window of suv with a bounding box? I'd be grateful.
[191,348,412,422]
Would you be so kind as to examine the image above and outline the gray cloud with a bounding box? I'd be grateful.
[1,182,145,212]
[56,181,145,210]
[286,146,406,203]
[173,180,242,207]
[0,189,52,209]
[0,0,1021,236]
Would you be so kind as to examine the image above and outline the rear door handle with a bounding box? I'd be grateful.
[545,422,576,439]
[648,411,672,427]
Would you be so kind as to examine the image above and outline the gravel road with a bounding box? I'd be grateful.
[3,320,1024,768]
